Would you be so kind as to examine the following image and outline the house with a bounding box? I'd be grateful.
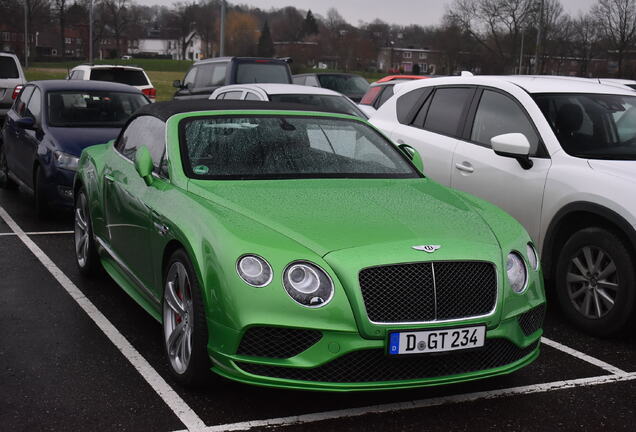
[129,31,205,60]
[377,47,444,75]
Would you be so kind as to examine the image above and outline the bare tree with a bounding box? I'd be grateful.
[53,0,67,59]
[593,0,636,76]
[101,0,130,57]
[572,12,600,76]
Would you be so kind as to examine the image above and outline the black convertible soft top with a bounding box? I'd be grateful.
[134,99,357,122]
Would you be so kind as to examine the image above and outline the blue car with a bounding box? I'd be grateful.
[0,80,149,216]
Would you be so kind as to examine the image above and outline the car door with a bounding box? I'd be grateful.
[14,87,43,187]
[450,88,551,242]
[4,85,34,182]
[103,115,165,297]
[390,86,477,186]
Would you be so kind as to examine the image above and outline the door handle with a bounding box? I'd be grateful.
[455,162,474,173]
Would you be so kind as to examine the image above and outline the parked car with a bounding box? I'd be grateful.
[0,80,149,215]
[173,57,292,100]
[209,83,367,118]
[371,75,636,336]
[359,76,429,117]
[73,99,545,389]
[0,52,26,125]
[67,64,156,101]
[293,73,370,103]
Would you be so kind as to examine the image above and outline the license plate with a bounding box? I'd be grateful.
[388,326,486,355]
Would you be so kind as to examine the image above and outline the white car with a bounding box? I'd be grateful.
[67,64,156,101]
[370,75,636,336]
[209,83,367,118]
[596,78,636,91]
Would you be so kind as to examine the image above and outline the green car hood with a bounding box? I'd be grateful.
[187,178,499,257]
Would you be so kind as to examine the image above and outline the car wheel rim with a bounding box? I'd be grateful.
[566,245,619,319]
[163,262,194,375]
[74,194,90,268]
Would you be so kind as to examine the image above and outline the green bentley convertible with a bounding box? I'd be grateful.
[74,100,546,391]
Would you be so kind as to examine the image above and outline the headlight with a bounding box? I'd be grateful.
[236,255,272,287]
[506,252,527,293]
[54,151,80,171]
[283,261,334,307]
[526,243,539,270]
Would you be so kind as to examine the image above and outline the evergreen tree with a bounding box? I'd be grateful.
[301,10,319,38]
[257,20,275,57]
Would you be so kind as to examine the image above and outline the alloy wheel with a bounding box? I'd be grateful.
[74,193,90,268]
[566,245,619,319]
[163,261,194,375]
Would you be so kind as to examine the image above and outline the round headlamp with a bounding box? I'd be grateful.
[507,252,528,294]
[283,261,334,307]
[526,243,539,270]
[236,255,272,287]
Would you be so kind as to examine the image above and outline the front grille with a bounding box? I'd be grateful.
[237,339,538,383]
[359,261,497,323]
[518,304,546,336]
[237,327,322,359]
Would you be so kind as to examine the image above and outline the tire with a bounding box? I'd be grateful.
[74,187,100,276]
[162,249,211,387]
[34,166,50,219]
[0,142,17,189]
[555,227,636,336]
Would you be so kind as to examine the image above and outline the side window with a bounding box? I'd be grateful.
[471,90,540,154]
[305,75,320,87]
[292,76,306,85]
[75,70,85,80]
[15,86,34,116]
[423,87,474,137]
[376,85,395,107]
[117,116,167,174]
[223,91,243,100]
[194,62,227,89]
[396,87,429,125]
[245,91,261,101]
[183,67,197,89]
[25,88,42,123]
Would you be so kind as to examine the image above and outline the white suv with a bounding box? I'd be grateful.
[67,64,155,101]
[0,52,26,124]
[370,76,636,336]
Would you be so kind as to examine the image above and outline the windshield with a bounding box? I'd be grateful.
[180,116,419,180]
[268,94,367,118]
[535,93,636,160]
[90,69,149,86]
[0,57,19,79]
[235,63,290,84]
[317,75,370,95]
[48,91,149,127]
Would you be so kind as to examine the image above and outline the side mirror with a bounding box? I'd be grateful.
[15,117,35,129]
[172,79,183,89]
[398,143,424,173]
[134,146,154,186]
[490,133,533,170]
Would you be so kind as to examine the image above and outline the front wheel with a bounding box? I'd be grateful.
[555,227,635,336]
[163,249,210,386]
[74,187,100,276]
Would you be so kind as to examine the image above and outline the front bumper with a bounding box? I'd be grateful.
[207,304,544,392]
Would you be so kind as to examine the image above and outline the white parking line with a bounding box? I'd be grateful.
[541,337,626,375]
[0,206,206,431]
[0,230,74,236]
[175,372,636,432]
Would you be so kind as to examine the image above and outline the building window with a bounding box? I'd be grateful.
[65,38,72,45]
[403,52,412,59]
[419,52,427,59]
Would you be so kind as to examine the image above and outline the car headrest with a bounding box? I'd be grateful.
[556,103,584,135]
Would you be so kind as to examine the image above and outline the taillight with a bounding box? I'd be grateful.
[142,88,156,99]
[12,85,23,100]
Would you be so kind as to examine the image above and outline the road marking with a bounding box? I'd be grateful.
[0,230,73,236]
[541,337,626,375]
[176,372,636,432]
[0,206,206,431]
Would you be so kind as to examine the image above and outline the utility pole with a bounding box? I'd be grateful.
[24,0,28,68]
[89,0,93,63]
[534,0,544,75]
[220,0,226,57]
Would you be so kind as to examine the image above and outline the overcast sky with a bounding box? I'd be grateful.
[136,0,599,26]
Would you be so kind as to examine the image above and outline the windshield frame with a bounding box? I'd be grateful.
[533,92,636,161]
[177,113,423,181]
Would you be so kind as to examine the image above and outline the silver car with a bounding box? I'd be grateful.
[0,53,26,124]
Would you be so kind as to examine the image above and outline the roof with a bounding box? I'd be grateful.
[194,56,289,65]
[376,75,429,83]
[73,64,144,71]
[134,99,359,122]
[30,80,143,93]
[394,75,636,96]
[213,84,342,97]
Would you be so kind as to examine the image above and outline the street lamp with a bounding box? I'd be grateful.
[24,0,28,68]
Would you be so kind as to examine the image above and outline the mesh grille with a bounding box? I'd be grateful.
[518,304,546,336]
[358,261,497,323]
[237,339,538,383]
[237,327,322,359]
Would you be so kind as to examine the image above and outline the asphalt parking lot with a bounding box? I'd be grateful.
[1,187,635,432]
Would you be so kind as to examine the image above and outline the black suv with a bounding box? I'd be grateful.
[173,57,292,100]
